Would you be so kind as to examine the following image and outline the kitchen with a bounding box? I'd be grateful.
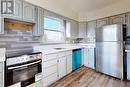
[0,0,130,87]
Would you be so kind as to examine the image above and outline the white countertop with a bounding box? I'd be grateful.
[33,43,95,55]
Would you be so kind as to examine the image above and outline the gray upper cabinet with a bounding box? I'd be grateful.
[0,16,4,34]
[3,0,23,20]
[33,7,44,36]
[87,20,96,38]
[96,18,109,28]
[109,14,126,24]
[23,1,36,23]
[127,13,130,36]
[68,20,79,38]
[0,0,4,34]
[78,22,87,38]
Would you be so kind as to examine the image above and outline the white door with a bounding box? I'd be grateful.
[58,57,67,78]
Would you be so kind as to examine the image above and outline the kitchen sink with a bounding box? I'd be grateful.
[53,48,66,50]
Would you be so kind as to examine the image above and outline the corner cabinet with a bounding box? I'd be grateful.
[78,22,87,38]
[87,20,96,38]
[96,18,109,28]
[23,1,36,23]
[3,0,23,20]
[109,14,126,24]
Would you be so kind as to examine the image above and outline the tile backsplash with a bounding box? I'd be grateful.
[0,29,41,57]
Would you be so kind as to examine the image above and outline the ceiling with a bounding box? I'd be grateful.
[58,0,121,13]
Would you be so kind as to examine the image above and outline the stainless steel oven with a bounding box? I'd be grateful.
[5,52,42,87]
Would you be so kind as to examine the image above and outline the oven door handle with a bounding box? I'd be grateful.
[8,60,41,70]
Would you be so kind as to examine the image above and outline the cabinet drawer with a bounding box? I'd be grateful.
[43,73,57,87]
[0,63,3,73]
[66,51,72,55]
[58,52,66,57]
[43,65,57,77]
[43,60,57,68]
[44,54,58,61]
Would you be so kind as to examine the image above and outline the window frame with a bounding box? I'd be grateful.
[44,16,65,43]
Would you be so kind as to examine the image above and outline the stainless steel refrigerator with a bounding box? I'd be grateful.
[96,24,124,79]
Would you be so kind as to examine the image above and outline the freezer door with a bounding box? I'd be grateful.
[96,24,123,42]
[96,42,123,79]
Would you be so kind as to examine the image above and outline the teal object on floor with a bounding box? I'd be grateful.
[72,49,82,71]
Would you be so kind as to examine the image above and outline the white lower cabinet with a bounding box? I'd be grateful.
[43,73,58,87]
[83,48,95,69]
[58,57,67,78]
[66,55,72,74]
[43,65,57,78]
[0,62,4,87]
[43,51,72,87]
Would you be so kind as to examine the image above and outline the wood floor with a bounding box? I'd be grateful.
[49,67,130,87]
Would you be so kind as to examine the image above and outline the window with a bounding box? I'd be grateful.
[44,17,65,43]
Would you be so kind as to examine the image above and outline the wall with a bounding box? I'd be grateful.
[25,0,78,21]
[78,0,130,21]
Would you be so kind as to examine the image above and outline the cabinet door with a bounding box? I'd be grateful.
[87,20,96,38]
[83,49,89,67]
[3,0,22,19]
[96,18,109,28]
[66,55,72,74]
[88,48,95,69]
[33,7,44,36]
[0,62,4,87]
[0,16,4,34]
[109,14,126,24]
[43,73,57,87]
[70,20,79,38]
[78,22,87,38]
[58,57,67,78]
[23,1,36,22]
[127,13,130,36]
[13,0,22,19]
